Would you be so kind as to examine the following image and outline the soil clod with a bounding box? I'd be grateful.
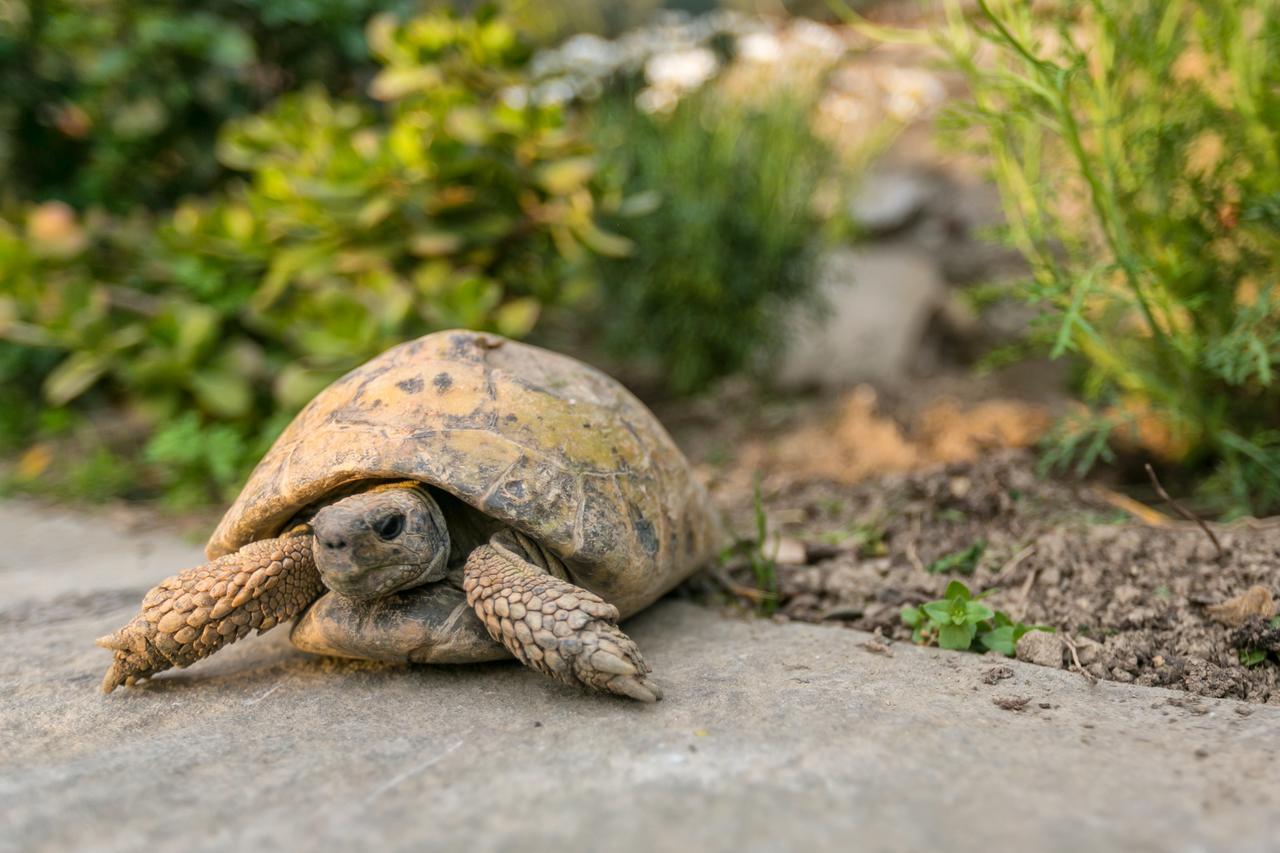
[982,665,1014,684]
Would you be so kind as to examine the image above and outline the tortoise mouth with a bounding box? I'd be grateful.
[323,561,436,601]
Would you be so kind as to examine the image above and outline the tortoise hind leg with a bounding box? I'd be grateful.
[462,531,661,702]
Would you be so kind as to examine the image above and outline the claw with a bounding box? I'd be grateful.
[590,650,638,676]
[607,675,662,702]
[100,663,124,694]
[96,633,126,652]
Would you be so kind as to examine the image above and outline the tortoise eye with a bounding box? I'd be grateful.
[374,513,405,540]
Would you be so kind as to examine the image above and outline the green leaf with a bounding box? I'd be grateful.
[493,297,541,339]
[369,66,443,101]
[927,539,988,576]
[254,246,328,312]
[938,622,977,650]
[43,351,110,405]
[922,601,953,624]
[172,303,220,364]
[273,364,335,410]
[190,370,252,419]
[1239,648,1268,668]
[616,190,662,217]
[356,196,395,229]
[577,223,634,258]
[409,232,464,257]
[979,625,1017,656]
[537,157,597,195]
[208,28,255,68]
[445,107,491,145]
[965,601,996,622]
[944,580,972,600]
[901,606,922,628]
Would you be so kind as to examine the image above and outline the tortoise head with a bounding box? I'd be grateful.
[311,484,449,600]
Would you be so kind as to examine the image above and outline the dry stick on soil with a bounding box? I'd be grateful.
[1144,463,1225,561]
[905,540,925,574]
[707,565,770,606]
[993,544,1037,586]
[1014,566,1040,618]
[1061,633,1097,686]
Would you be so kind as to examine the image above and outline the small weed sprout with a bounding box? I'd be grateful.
[1238,615,1280,668]
[749,477,780,617]
[1239,648,1269,669]
[925,539,987,576]
[819,520,887,556]
[901,580,1054,655]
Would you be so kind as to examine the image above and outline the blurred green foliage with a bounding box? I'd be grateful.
[939,0,1280,516]
[0,3,846,507]
[591,85,836,393]
[0,0,415,210]
[0,6,613,505]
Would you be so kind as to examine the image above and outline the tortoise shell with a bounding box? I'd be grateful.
[207,330,721,616]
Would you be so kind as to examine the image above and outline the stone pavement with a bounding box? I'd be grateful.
[2,500,1276,852]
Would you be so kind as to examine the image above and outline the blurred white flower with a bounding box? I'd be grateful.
[500,85,529,109]
[559,33,616,74]
[645,47,718,93]
[818,91,867,126]
[879,68,945,122]
[738,31,782,64]
[532,78,575,106]
[636,87,679,115]
[788,20,846,61]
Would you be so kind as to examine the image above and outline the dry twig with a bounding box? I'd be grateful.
[905,540,925,574]
[993,544,1036,586]
[707,566,769,605]
[1144,463,1225,561]
[1061,633,1097,686]
[1014,566,1039,617]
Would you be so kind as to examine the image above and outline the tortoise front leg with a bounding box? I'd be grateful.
[462,531,661,702]
[98,529,324,692]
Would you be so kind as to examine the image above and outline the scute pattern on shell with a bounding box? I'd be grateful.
[207,330,721,616]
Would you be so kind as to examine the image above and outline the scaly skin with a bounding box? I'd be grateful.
[98,529,323,693]
[463,531,661,702]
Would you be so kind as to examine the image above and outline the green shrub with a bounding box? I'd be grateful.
[590,83,837,393]
[0,6,613,505]
[0,0,414,211]
[935,0,1280,516]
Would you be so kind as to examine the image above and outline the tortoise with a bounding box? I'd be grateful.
[98,330,722,701]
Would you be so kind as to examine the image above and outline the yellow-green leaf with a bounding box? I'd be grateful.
[221,205,256,242]
[44,351,110,405]
[172,303,220,364]
[445,107,490,145]
[536,157,597,196]
[493,297,541,338]
[190,370,252,419]
[409,231,463,257]
[578,222,634,258]
[369,66,443,101]
[254,246,325,311]
[274,363,334,410]
[356,196,396,229]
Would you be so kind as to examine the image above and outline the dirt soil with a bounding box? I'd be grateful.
[698,451,1280,705]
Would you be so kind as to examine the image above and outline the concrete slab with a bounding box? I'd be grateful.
[2,500,1277,852]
